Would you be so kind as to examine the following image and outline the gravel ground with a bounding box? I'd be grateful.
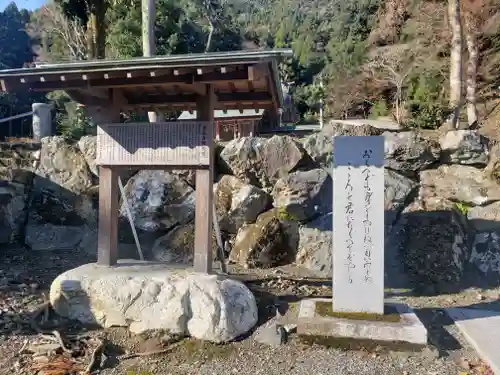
[0,246,497,375]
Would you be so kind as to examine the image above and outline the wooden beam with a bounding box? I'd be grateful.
[218,92,272,102]
[193,84,215,274]
[97,166,119,266]
[127,94,199,106]
[27,73,193,91]
[21,69,252,91]
[265,68,279,111]
[111,88,128,107]
[194,69,248,83]
[248,64,267,81]
[126,92,272,106]
[67,90,112,106]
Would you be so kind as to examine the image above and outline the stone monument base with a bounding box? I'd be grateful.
[297,298,427,345]
[49,260,258,343]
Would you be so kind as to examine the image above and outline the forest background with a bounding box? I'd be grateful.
[1,0,499,137]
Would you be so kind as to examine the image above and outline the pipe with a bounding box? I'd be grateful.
[0,111,32,124]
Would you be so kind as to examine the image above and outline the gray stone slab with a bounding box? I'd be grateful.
[332,136,385,314]
[447,308,500,375]
[297,298,427,345]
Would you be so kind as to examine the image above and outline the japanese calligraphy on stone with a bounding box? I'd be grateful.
[97,122,212,166]
[332,136,385,314]
[362,149,373,284]
[344,162,355,284]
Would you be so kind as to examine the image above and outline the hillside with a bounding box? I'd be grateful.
[1,0,500,135]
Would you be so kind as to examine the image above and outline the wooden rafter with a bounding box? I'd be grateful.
[8,68,252,92]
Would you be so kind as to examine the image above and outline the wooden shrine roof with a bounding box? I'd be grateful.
[0,49,293,112]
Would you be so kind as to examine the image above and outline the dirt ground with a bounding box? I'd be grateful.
[0,245,498,375]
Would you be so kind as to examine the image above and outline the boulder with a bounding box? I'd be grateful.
[392,198,469,290]
[301,132,333,169]
[484,143,500,184]
[439,130,489,166]
[49,262,258,342]
[272,168,332,222]
[25,223,90,251]
[384,169,417,232]
[121,170,195,232]
[325,122,383,137]
[214,175,270,234]
[470,232,500,278]
[77,135,137,183]
[230,209,299,268]
[384,131,440,174]
[0,182,28,244]
[467,201,500,232]
[35,136,94,194]
[171,169,196,187]
[151,223,218,264]
[0,141,40,186]
[220,136,307,189]
[77,136,98,177]
[26,136,96,250]
[420,165,500,206]
[295,213,333,277]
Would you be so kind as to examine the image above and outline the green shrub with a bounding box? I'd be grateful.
[57,105,94,139]
[405,101,447,129]
[369,100,390,118]
[404,70,447,129]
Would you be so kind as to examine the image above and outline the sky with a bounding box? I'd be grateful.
[1,0,46,11]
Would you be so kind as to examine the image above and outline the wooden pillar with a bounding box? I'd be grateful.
[94,106,121,266]
[194,85,215,273]
[97,167,119,265]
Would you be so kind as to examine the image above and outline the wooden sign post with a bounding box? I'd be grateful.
[96,118,215,273]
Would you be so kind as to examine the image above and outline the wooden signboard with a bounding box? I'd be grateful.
[96,122,211,166]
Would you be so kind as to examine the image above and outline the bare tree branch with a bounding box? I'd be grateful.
[364,44,424,124]
[27,3,88,62]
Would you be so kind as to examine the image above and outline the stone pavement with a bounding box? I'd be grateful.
[447,308,500,375]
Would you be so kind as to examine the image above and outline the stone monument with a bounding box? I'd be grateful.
[332,136,385,314]
[297,136,427,345]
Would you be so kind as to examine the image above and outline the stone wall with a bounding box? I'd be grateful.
[2,125,500,291]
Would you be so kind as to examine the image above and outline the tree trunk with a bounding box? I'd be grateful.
[465,22,479,127]
[142,0,155,57]
[94,0,107,59]
[86,17,95,60]
[446,0,463,130]
[142,0,159,122]
[395,86,402,125]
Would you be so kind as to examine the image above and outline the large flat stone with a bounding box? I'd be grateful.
[50,261,258,343]
[446,308,500,375]
[297,298,427,345]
